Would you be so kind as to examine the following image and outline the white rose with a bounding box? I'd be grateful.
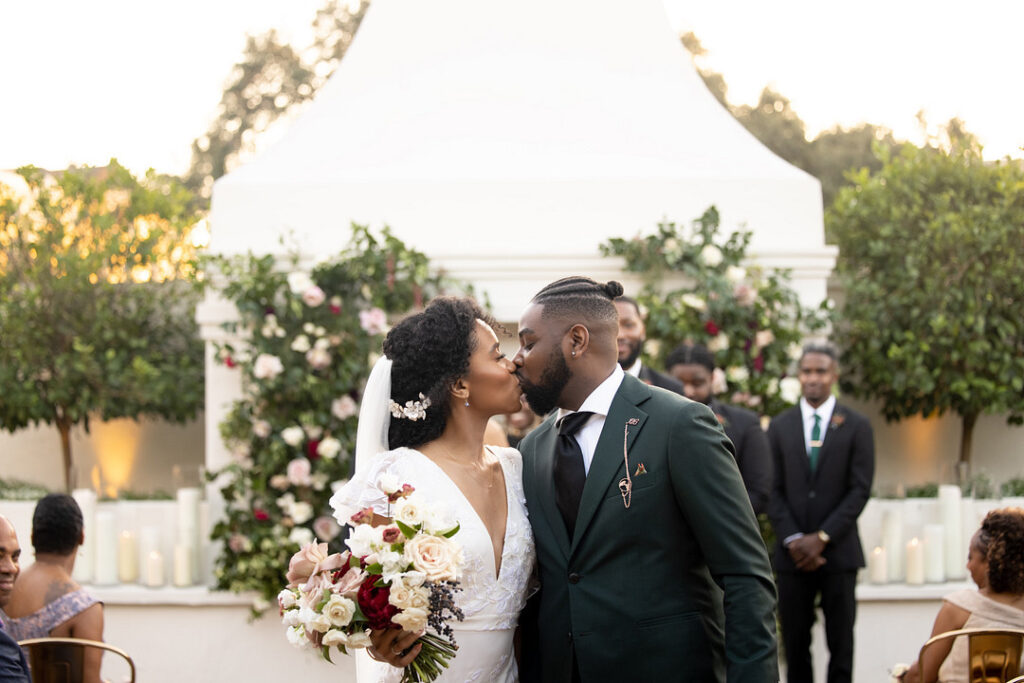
[680,293,707,312]
[269,474,290,490]
[252,354,284,380]
[780,377,802,405]
[346,630,372,649]
[286,457,313,486]
[289,526,314,547]
[422,503,456,535]
[787,342,803,361]
[700,244,723,267]
[316,437,342,460]
[278,589,298,609]
[323,594,356,627]
[707,332,730,353]
[754,329,775,350]
[281,426,305,447]
[287,271,314,295]
[303,322,316,334]
[767,378,780,396]
[302,285,326,307]
[332,396,358,420]
[404,533,462,582]
[392,607,428,634]
[321,629,348,648]
[311,473,329,491]
[388,582,415,610]
[304,424,323,440]
[376,472,400,496]
[282,609,301,628]
[309,612,332,633]
[393,494,425,527]
[725,265,747,283]
[291,334,312,353]
[345,523,379,558]
[252,419,272,438]
[726,366,749,383]
[314,337,330,350]
[291,502,314,525]
[286,624,310,649]
[306,347,331,370]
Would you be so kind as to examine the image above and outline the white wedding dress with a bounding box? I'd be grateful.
[349,445,536,683]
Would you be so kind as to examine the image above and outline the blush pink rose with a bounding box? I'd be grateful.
[286,542,330,587]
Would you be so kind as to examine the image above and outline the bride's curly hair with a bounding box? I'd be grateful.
[977,507,1024,594]
[383,297,497,450]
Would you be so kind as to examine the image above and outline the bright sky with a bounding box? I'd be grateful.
[1,0,1020,176]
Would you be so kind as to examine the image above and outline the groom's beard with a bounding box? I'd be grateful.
[518,348,571,416]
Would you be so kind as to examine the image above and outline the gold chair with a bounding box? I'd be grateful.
[17,637,136,683]
[918,628,1024,683]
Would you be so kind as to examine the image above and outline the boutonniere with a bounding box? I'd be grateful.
[830,414,845,431]
[715,412,729,428]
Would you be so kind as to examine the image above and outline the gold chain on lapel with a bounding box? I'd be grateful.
[618,418,640,509]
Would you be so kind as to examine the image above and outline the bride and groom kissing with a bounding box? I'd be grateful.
[332,276,778,682]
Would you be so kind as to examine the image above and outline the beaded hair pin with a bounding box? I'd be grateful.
[389,393,432,421]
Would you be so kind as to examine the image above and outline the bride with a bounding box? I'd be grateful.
[330,297,536,682]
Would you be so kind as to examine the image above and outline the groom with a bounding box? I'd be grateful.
[514,277,778,682]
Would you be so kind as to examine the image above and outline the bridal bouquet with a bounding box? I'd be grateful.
[279,482,464,683]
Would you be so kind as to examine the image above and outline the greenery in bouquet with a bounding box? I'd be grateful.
[601,206,827,416]
[206,224,458,615]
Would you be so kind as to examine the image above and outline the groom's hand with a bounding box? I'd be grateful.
[368,627,423,668]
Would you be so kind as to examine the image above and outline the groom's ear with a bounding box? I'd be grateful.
[566,323,590,358]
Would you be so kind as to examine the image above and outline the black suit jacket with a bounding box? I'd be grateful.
[637,364,685,395]
[0,625,30,683]
[709,399,772,515]
[520,375,778,682]
[766,402,875,572]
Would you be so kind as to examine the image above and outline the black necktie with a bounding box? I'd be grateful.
[554,411,594,536]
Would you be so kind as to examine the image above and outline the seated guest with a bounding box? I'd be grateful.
[0,514,31,682]
[666,343,772,514]
[900,507,1024,683]
[1,494,104,683]
[613,295,685,394]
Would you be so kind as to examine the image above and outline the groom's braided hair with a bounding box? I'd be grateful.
[530,276,623,328]
[383,297,497,449]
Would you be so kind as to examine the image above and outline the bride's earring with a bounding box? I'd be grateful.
[464,399,470,407]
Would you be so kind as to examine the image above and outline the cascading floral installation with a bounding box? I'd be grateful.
[206,224,457,614]
[602,207,829,417]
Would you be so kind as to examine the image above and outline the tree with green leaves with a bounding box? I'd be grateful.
[830,137,1024,467]
[0,162,205,491]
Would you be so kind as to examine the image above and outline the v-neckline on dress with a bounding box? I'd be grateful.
[411,446,512,582]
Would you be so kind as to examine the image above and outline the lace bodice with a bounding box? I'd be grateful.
[349,446,535,683]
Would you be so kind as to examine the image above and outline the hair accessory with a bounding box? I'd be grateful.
[389,393,432,421]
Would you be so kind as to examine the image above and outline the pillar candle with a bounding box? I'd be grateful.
[173,544,193,587]
[145,550,165,587]
[881,507,905,582]
[906,537,925,585]
[71,489,97,583]
[924,524,946,583]
[868,546,888,584]
[176,488,201,580]
[93,511,118,585]
[938,485,965,580]
[118,531,138,583]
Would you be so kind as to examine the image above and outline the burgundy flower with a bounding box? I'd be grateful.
[358,580,399,630]
[254,508,270,522]
[753,355,765,372]
[224,355,236,368]
[306,439,321,460]
[264,306,275,315]
[330,304,341,315]
[382,527,402,544]
[350,508,374,525]
[704,320,720,336]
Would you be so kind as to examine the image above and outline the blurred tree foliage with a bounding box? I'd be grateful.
[0,162,205,491]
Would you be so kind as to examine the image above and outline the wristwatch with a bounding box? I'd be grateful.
[817,530,831,544]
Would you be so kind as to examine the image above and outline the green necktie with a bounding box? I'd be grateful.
[809,413,822,472]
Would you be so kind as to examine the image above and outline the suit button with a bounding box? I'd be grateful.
[568,572,580,584]
[808,491,816,499]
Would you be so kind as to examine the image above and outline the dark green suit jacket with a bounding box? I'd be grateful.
[519,374,778,682]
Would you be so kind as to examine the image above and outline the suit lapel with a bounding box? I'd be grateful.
[531,418,572,559]
[571,375,651,552]
[783,409,811,480]
[815,404,846,470]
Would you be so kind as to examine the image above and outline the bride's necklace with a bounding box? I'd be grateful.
[430,447,497,489]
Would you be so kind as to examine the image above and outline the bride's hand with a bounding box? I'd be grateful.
[367,627,423,667]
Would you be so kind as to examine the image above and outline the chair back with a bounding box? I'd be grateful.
[17,637,136,683]
[919,628,1024,683]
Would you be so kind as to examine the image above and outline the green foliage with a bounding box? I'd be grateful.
[0,162,205,491]
[0,478,50,501]
[965,472,996,499]
[830,140,1024,464]
[206,224,456,616]
[905,483,940,498]
[601,207,826,416]
[1001,476,1024,498]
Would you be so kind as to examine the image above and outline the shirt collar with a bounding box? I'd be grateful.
[557,364,625,422]
[800,394,836,423]
[624,358,642,378]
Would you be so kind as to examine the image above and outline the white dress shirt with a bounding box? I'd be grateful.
[556,364,625,475]
[800,395,836,453]
[624,358,642,378]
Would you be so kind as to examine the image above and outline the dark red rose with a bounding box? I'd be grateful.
[358,580,399,630]
[382,527,402,544]
[224,355,236,368]
[306,439,321,460]
[753,355,765,372]
[264,306,275,316]
[254,508,270,521]
[704,320,720,336]
[329,303,342,315]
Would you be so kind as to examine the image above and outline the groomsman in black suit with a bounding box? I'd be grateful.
[767,342,874,683]
[612,296,685,395]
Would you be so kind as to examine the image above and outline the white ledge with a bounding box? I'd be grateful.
[88,585,256,607]
[855,580,973,602]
